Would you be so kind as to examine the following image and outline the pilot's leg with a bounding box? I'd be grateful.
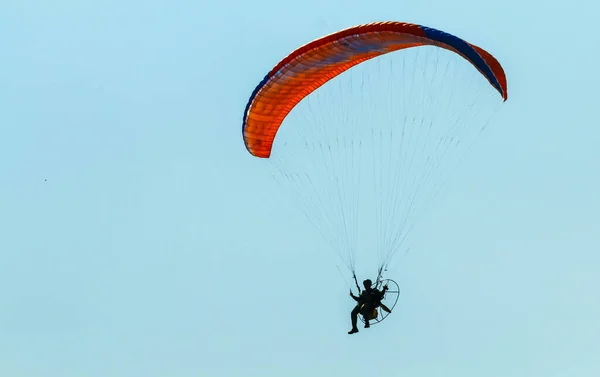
[349,305,360,334]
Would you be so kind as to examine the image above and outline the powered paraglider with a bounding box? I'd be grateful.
[241,21,508,319]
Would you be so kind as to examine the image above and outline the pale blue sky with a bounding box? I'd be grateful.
[1,0,599,376]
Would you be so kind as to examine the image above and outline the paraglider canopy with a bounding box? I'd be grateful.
[243,21,507,159]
